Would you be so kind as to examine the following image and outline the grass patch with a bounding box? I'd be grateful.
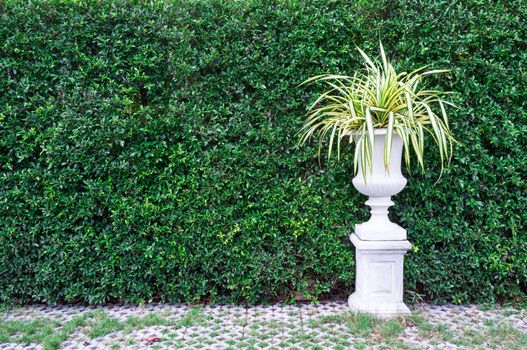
[85,306,208,339]
[309,311,411,348]
[179,307,208,327]
[0,318,60,345]
[311,312,379,336]
[379,319,405,338]
[86,311,125,338]
[454,320,527,350]
[410,311,527,349]
[0,314,89,350]
[0,307,208,350]
[409,312,454,343]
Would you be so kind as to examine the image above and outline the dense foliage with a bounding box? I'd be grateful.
[1,0,526,305]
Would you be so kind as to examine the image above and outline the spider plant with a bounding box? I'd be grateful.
[299,42,455,177]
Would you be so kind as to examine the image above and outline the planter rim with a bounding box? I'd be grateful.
[345,128,392,137]
[372,128,388,135]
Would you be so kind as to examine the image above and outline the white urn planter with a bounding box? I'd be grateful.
[348,129,412,318]
[298,43,455,319]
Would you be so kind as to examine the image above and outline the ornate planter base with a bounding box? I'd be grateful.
[348,233,411,318]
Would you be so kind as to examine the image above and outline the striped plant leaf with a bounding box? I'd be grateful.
[299,42,456,180]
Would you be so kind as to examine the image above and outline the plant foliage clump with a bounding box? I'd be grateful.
[299,42,455,175]
[0,0,526,305]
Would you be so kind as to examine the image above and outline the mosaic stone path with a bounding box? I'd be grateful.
[1,301,526,349]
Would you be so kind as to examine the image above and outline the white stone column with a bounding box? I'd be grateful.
[348,234,411,318]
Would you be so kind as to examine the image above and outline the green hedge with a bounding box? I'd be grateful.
[1,0,526,305]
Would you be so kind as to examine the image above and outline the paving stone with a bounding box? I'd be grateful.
[2,302,526,349]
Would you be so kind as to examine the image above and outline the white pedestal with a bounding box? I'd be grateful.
[348,233,411,318]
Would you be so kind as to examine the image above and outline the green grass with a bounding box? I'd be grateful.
[309,310,527,349]
[408,311,527,349]
[0,318,60,344]
[307,311,419,349]
[0,307,207,350]
[409,312,455,343]
[85,306,208,339]
[310,312,383,337]
[451,319,527,350]
[379,319,405,338]
[0,314,89,350]
[86,311,125,338]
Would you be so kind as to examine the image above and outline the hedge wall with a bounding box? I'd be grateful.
[1,0,526,305]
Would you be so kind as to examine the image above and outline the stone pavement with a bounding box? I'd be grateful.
[1,301,526,349]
